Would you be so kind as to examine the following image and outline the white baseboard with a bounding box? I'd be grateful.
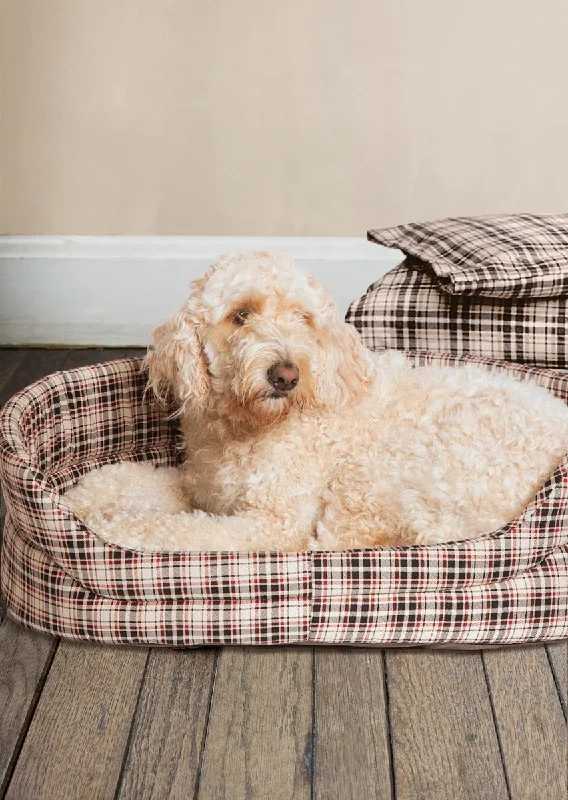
[0,236,401,346]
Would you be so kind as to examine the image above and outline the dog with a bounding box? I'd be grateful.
[64,251,568,552]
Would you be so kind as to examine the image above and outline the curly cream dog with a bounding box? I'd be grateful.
[64,251,568,552]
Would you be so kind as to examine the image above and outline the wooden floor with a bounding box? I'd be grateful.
[0,348,566,800]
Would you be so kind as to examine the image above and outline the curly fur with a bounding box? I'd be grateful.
[63,251,568,552]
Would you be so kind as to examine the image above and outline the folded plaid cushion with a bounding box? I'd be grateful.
[346,260,568,369]
[368,213,568,299]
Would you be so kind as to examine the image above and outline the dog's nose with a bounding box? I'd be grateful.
[267,362,299,393]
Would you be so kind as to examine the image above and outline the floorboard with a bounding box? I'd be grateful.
[0,351,26,400]
[483,646,567,800]
[0,349,70,406]
[116,648,218,800]
[385,649,509,800]
[4,641,149,800]
[62,348,145,370]
[196,647,312,800]
[314,648,393,800]
[0,619,58,796]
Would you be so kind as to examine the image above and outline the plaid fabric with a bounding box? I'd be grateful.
[368,213,568,299]
[346,261,568,368]
[1,518,311,645]
[1,357,567,646]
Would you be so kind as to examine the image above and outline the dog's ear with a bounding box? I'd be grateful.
[314,317,372,409]
[144,307,210,416]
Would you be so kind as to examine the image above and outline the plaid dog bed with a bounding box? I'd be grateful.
[346,260,568,369]
[0,357,567,647]
[355,214,568,368]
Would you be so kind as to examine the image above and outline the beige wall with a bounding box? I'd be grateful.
[1,0,567,236]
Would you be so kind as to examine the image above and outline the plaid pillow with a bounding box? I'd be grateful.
[346,260,568,369]
[368,213,568,299]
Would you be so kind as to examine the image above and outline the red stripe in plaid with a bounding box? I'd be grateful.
[2,518,311,646]
[3,516,566,647]
[310,547,568,646]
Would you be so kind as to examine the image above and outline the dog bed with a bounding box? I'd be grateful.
[0,355,567,647]
[349,213,568,369]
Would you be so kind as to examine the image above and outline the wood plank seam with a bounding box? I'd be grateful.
[112,649,152,800]
[381,651,397,800]
[310,649,317,799]
[480,653,513,800]
[545,645,567,722]
[0,637,60,799]
[192,649,220,800]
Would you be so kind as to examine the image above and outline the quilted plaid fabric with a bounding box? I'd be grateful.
[368,213,568,299]
[1,357,567,647]
[346,261,568,369]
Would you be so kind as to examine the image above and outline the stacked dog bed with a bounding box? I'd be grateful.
[0,213,567,647]
[347,213,568,369]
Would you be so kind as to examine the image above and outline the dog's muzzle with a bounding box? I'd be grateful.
[267,361,299,397]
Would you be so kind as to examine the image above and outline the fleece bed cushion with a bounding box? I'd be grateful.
[0,356,567,648]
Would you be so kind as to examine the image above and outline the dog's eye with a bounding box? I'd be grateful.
[301,312,314,327]
[232,309,251,325]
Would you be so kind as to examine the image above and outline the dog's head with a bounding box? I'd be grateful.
[145,251,372,430]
